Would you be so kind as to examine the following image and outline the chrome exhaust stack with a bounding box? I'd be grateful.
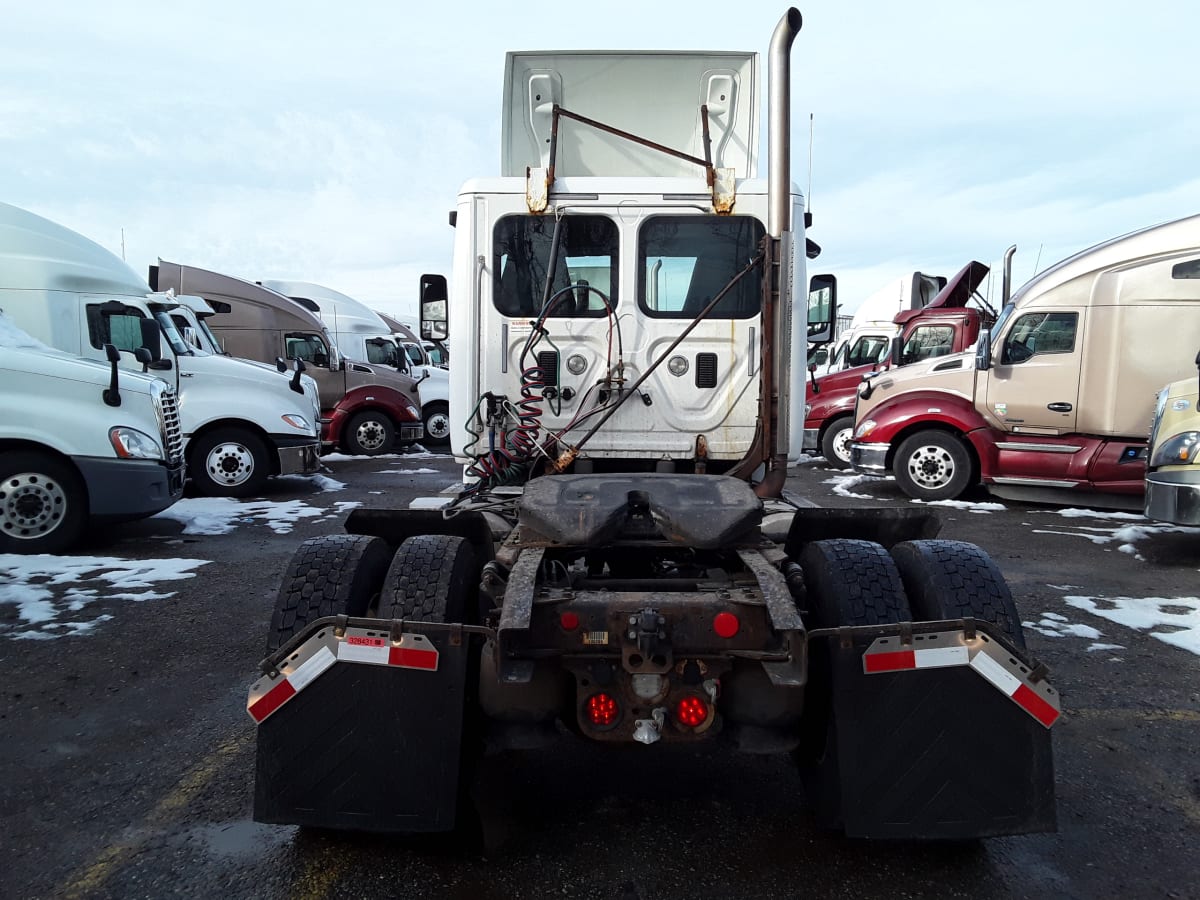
[755,7,802,497]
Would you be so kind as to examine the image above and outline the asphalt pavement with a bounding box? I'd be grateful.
[2,453,1197,900]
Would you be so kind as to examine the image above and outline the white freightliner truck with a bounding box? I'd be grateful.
[0,314,184,553]
[0,202,322,498]
[260,280,453,447]
[247,9,1058,840]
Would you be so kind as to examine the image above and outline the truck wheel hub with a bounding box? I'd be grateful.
[356,421,386,451]
[207,443,254,485]
[908,446,952,487]
[426,411,450,439]
[1,474,65,537]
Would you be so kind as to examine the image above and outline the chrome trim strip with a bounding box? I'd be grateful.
[991,476,1077,488]
[996,442,1081,454]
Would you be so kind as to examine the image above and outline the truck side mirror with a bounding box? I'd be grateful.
[102,343,122,406]
[806,274,837,345]
[420,273,448,341]
[974,331,992,371]
[890,335,903,368]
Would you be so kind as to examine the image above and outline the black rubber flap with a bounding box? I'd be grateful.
[784,507,941,553]
[254,638,469,833]
[517,473,762,548]
[827,636,1056,839]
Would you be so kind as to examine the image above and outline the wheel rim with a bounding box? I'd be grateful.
[206,442,256,487]
[831,427,852,464]
[906,444,957,490]
[355,419,388,452]
[426,410,450,441]
[0,472,68,540]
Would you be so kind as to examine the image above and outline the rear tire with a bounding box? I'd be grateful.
[268,534,393,652]
[344,411,395,456]
[893,429,973,501]
[796,539,912,829]
[820,415,855,470]
[890,539,1027,651]
[380,534,479,622]
[0,451,87,554]
[380,535,484,845]
[189,427,270,498]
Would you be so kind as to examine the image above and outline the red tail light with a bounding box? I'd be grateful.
[713,611,739,638]
[559,611,580,631]
[586,692,619,727]
[676,695,709,728]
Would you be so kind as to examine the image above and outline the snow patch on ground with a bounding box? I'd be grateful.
[788,453,824,466]
[913,498,1006,513]
[822,473,882,500]
[0,554,209,639]
[1030,517,1200,559]
[153,498,326,535]
[378,468,439,475]
[1055,508,1145,521]
[271,473,346,492]
[1063,594,1200,657]
[1023,615,1104,640]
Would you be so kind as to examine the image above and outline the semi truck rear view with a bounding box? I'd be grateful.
[247,8,1059,841]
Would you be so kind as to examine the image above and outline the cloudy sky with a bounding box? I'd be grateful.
[3,1,1197,320]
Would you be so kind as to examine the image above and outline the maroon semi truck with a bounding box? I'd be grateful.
[803,261,992,467]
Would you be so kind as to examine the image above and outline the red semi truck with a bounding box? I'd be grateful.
[804,261,991,467]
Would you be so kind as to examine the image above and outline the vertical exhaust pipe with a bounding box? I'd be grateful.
[755,7,802,499]
[1001,244,1016,305]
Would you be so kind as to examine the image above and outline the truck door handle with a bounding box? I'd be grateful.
[1047,402,1072,412]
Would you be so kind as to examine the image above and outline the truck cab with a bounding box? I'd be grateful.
[804,261,990,467]
[0,202,321,498]
[150,262,425,455]
[0,313,184,553]
[851,219,1200,503]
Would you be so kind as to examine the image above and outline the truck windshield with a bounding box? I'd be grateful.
[638,215,764,319]
[990,303,1016,343]
[153,311,193,356]
[493,214,617,318]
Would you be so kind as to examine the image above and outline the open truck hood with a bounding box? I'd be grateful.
[894,260,989,326]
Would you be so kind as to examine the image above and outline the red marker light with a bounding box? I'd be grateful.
[676,695,709,728]
[560,611,580,631]
[713,612,740,639]
[586,693,619,727]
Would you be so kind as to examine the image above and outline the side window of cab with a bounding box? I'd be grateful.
[1001,312,1078,364]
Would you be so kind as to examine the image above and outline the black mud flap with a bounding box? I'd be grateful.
[251,621,470,833]
[825,628,1057,839]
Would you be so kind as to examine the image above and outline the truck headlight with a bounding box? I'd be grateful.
[281,414,311,431]
[1149,431,1200,467]
[109,427,164,460]
[854,419,877,440]
[406,405,420,419]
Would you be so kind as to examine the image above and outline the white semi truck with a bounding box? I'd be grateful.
[248,9,1058,841]
[0,313,184,553]
[0,202,322,498]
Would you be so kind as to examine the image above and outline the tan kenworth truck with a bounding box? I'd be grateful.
[850,216,1200,505]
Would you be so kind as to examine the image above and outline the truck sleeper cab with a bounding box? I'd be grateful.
[851,218,1200,504]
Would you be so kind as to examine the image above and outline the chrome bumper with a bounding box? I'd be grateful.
[1145,469,1200,525]
[850,442,890,475]
[803,427,820,453]
[278,441,322,476]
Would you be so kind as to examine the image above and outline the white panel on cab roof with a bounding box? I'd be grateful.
[501,51,758,179]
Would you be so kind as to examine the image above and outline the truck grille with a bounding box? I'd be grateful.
[153,383,185,466]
